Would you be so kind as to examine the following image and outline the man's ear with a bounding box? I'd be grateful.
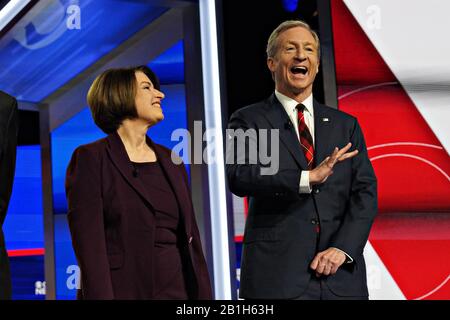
[267,57,275,72]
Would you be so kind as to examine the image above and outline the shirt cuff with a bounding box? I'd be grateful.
[332,247,354,263]
[299,170,312,194]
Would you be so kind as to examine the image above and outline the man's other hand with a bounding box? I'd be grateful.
[310,247,346,277]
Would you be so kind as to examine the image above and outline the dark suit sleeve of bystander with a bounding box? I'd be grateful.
[0,97,18,226]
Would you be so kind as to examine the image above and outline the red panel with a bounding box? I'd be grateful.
[7,248,45,257]
[331,0,396,84]
[331,0,450,300]
[338,85,441,146]
[243,197,249,218]
[339,85,450,212]
[370,239,450,300]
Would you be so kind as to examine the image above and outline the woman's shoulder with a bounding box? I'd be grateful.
[66,138,109,185]
[72,137,108,160]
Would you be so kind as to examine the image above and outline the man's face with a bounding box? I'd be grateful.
[267,26,319,99]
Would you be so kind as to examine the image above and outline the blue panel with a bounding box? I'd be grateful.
[51,108,105,215]
[3,145,44,250]
[0,0,168,102]
[282,0,299,12]
[148,40,185,84]
[235,241,242,291]
[54,215,78,300]
[9,255,45,300]
[4,146,45,300]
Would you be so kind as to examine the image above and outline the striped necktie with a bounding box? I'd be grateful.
[296,103,314,169]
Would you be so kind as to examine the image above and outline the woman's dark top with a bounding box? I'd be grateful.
[131,161,188,299]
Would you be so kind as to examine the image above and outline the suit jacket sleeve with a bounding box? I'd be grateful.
[65,146,114,299]
[330,120,378,258]
[0,98,18,226]
[226,110,301,197]
[178,161,212,299]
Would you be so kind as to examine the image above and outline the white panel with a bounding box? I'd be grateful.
[364,242,406,300]
[199,0,232,300]
[0,0,32,31]
[232,195,245,236]
[343,0,450,153]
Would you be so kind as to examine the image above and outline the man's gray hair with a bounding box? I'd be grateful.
[266,20,321,59]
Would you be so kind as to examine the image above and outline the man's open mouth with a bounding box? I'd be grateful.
[291,66,308,75]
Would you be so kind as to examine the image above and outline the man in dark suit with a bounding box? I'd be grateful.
[226,20,377,299]
[0,91,18,300]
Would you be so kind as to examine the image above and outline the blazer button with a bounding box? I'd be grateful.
[311,219,318,225]
[188,236,193,244]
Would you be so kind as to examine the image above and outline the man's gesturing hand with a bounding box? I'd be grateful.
[310,248,346,277]
[309,142,358,185]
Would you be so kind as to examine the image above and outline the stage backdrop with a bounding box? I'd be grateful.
[330,0,450,300]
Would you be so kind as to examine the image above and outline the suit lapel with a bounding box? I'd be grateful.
[313,100,333,166]
[106,132,157,212]
[150,139,192,235]
[107,132,193,235]
[262,94,309,169]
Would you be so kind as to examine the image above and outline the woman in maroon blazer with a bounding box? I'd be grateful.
[65,66,212,300]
